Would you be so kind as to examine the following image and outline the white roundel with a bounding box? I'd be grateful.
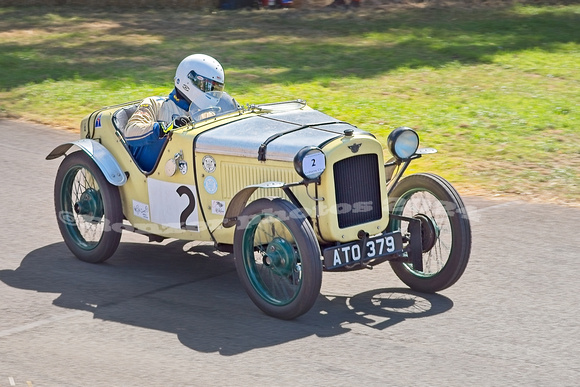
[204,176,218,195]
[202,155,217,173]
[294,147,326,180]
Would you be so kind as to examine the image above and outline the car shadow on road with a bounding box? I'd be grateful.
[0,241,453,356]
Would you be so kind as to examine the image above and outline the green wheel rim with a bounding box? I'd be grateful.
[59,165,106,251]
[391,188,453,278]
[241,213,303,306]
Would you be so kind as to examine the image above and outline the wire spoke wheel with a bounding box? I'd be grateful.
[388,173,471,292]
[245,216,301,304]
[66,168,105,247]
[55,151,122,263]
[234,198,322,320]
[398,191,451,277]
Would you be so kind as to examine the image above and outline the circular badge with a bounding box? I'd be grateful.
[202,155,216,173]
[204,176,218,195]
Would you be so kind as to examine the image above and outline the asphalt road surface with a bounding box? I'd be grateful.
[0,119,578,386]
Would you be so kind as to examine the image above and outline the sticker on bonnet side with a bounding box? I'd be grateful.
[212,200,226,216]
[132,200,150,221]
[147,178,199,231]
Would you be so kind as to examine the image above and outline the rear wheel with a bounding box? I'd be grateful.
[388,173,471,292]
[54,151,123,263]
[234,198,322,320]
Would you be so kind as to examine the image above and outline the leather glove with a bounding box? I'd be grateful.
[173,116,191,128]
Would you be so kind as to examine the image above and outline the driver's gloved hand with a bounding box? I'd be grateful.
[172,116,191,128]
[159,116,192,135]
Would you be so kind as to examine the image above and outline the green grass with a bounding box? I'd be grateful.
[1,4,579,204]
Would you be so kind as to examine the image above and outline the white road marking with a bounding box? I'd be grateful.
[472,201,519,213]
[0,311,85,338]
[466,201,519,222]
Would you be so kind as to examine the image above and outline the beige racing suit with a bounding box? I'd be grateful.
[123,91,189,171]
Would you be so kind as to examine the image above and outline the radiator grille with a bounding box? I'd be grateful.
[333,154,382,229]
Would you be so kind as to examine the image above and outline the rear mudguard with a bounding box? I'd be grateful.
[46,139,127,186]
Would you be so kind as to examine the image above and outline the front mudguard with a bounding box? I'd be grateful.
[222,181,287,228]
[46,139,127,186]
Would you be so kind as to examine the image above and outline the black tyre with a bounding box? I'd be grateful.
[388,173,471,292]
[234,198,322,320]
[54,151,123,263]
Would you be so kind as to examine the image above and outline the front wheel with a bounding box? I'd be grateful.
[234,198,322,320]
[54,151,123,263]
[388,173,471,293]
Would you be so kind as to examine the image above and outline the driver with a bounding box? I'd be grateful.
[123,54,225,171]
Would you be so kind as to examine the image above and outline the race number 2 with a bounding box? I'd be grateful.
[147,179,200,231]
[176,185,197,231]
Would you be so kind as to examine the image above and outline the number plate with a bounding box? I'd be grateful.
[323,231,404,270]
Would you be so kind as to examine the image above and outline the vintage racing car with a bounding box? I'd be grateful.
[47,95,471,320]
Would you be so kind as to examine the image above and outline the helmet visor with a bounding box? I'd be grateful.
[187,70,224,93]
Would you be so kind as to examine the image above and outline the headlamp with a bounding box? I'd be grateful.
[294,147,326,180]
[387,127,420,160]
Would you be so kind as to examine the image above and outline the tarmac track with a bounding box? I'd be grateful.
[0,119,578,386]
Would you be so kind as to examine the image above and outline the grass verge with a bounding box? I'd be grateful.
[1,3,579,204]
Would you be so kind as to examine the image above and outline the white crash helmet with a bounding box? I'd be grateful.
[174,54,225,110]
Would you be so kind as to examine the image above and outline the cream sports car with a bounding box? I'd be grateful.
[47,95,471,319]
